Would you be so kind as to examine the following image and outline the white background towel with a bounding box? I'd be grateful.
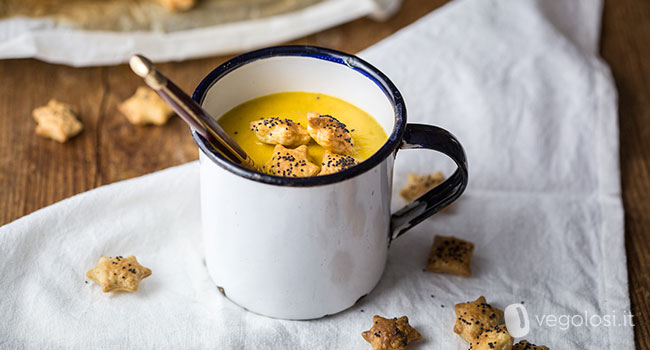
[0,0,633,348]
[0,0,394,66]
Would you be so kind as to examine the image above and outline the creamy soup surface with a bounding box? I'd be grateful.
[218,92,389,171]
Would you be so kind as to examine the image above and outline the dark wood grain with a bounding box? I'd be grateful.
[601,0,650,348]
[0,0,647,347]
[0,62,102,221]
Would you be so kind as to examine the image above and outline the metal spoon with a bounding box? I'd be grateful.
[128,54,256,170]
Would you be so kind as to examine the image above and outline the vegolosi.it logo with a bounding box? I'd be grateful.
[504,303,634,336]
[504,303,530,337]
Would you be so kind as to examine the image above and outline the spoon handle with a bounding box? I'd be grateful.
[129,54,256,170]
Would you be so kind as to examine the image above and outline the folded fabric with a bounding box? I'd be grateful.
[0,0,394,66]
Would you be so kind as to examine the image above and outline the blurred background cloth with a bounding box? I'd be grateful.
[0,0,400,66]
[0,0,632,348]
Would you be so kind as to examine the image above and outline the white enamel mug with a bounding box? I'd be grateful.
[192,46,468,320]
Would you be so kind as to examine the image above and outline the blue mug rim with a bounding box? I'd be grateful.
[191,45,407,187]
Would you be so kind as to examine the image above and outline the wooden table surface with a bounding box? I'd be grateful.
[0,0,647,347]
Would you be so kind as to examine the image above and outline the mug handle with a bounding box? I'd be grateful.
[390,124,469,240]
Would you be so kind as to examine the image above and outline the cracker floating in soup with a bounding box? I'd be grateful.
[249,117,311,147]
[319,151,357,175]
[262,144,320,177]
[306,112,354,155]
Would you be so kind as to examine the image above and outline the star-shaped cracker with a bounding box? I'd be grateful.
[32,99,83,142]
[513,340,550,350]
[319,151,357,175]
[306,112,354,155]
[362,315,421,350]
[118,87,174,126]
[470,325,513,350]
[399,171,445,202]
[262,144,320,177]
[454,296,504,342]
[249,117,311,147]
[426,235,474,277]
[86,256,152,293]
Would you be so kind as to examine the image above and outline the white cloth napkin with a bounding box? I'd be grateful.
[0,0,633,348]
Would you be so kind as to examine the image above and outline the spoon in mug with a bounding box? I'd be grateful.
[128,54,256,170]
